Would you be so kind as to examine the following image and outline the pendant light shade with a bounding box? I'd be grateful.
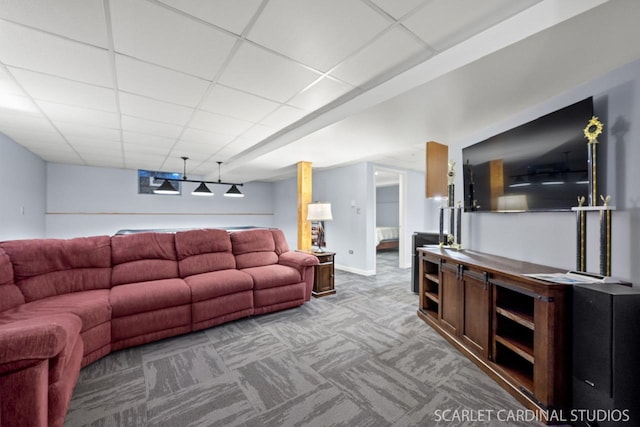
[154,179,179,195]
[224,184,244,197]
[152,158,245,198]
[191,182,213,196]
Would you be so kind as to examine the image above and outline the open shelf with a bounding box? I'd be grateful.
[419,255,441,319]
[495,335,534,363]
[496,286,534,320]
[496,306,534,330]
[425,273,439,284]
[494,342,534,393]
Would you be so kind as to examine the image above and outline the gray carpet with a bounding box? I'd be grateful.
[64,251,536,426]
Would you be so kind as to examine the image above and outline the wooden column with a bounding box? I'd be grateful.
[297,161,312,250]
[426,141,448,198]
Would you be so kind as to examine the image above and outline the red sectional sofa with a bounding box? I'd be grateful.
[0,228,318,427]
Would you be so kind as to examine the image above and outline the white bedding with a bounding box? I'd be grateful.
[375,226,399,246]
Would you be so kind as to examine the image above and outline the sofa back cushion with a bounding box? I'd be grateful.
[270,229,290,255]
[0,236,112,302]
[111,232,179,286]
[175,229,235,277]
[231,229,278,269]
[0,248,24,312]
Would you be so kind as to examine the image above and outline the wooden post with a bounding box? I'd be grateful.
[297,161,312,250]
[426,141,448,198]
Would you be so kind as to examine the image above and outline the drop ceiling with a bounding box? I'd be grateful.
[1,0,639,183]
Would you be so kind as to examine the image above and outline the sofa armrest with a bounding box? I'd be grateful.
[278,251,319,271]
[0,314,82,375]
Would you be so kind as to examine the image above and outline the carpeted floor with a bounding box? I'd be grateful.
[63,250,537,426]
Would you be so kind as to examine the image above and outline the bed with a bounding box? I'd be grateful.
[375,226,399,251]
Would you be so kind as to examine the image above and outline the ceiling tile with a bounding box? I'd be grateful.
[110,0,237,79]
[75,147,124,168]
[157,0,263,35]
[122,130,175,149]
[288,76,353,111]
[37,100,120,129]
[240,123,277,142]
[0,20,112,86]
[0,67,26,96]
[118,92,194,126]
[29,144,83,164]
[170,140,221,158]
[115,55,210,107]
[403,0,541,51]
[248,0,391,71]
[0,93,38,113]
[122,154,166,171]
[66,135,122,149]
[370,0,428,20]
[0,0,109,47]
[121,115,184,140]
[200,85,280,123]
[54,121,122,142]
[259,104,308,129]
[10,67,117,112]
[124,142,172,156]
[0,109,55,133]
[190,109,253,136]
[218,42,320,103]
[181,127,233,147]
[330,27,427,87]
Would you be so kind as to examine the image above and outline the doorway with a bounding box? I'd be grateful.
[373,167,406,272]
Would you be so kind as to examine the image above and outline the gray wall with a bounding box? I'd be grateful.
[313,163,376,275]
[376,185,399,227]
[455,58,640,283]
[45,163,276,238]
[0,132,46,240]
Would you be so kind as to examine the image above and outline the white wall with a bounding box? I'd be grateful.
[272,177,298,249]
[0,133,46,240]
[457,58,640,284]
[376,185,399,226]
[46,163,276,238]
[313,163,375,275]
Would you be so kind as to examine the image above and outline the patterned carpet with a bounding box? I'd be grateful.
[63,251,536,426]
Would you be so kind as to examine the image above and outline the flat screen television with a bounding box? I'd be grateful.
[463,97,594,212]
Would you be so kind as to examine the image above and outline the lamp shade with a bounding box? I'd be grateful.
[192,182,213,196]
[224,184,244,197]
[307,202,332,221]
[154,179,179,195]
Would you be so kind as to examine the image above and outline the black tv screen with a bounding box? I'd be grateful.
[463,97,594,212]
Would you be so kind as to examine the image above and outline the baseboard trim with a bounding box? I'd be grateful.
[334,264,376,276]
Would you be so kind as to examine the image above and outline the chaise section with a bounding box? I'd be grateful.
[0,236,113,366]
[231,229,317,315]
[175,229,254,331]
[110,232,191,351]
[0,314,83,427]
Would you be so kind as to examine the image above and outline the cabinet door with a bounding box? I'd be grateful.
[462,269,490,358]
[315,261,334,293]
[440,262,461,335]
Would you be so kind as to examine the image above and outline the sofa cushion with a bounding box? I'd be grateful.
[0,236,112,302]
[0,248,24,313]
[270,229,290,255]
[111,232,179,286]
[0,290,111,332]
[184,269,253,302]
[241,264,303,291]
[231,229,278,269]
[110,278,191,318]
[175,229,235,277]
